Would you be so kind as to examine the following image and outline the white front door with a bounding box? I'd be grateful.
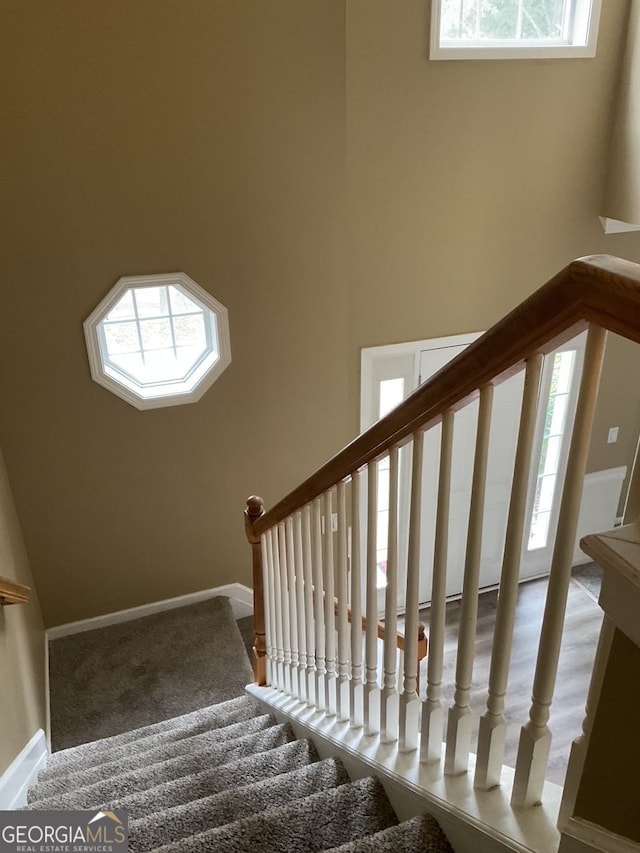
[417,347,524,604]
[360,330,586,612]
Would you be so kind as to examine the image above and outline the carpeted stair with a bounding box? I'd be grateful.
[30,598,454,851]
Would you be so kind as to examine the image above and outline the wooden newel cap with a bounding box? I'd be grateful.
[246,495,265,520]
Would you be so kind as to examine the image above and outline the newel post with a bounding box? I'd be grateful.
[244,495,267,685]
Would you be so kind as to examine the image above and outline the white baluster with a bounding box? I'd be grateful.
[261,532,274,687]
[294,511,307,702]
[512,325,607,807]
[277,522,292,695]
[270,524,285,692]
[421,412,453,764]
[285,516,300,699]
[400,431,424,752]
[323,489,338,716]
[312,497,326,711]
[445,385,494,775]
[302,504,316,706]
[364,460,380,735]
[336,480,351,721]
[381,446,400,744]
[350,469,364,728]
[475,355,543,790]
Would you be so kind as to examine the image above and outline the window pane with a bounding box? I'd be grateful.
[103,322,139,355]
[105,290,135,322]
[552,350,575,395]
[529,510,551,550]
[379,378,405,419]
[174,314,206,349]
[549,392,568,436]
[134,286,169,319]
[140,319,172,351]
[441,0,570,42]
[169,286,202,315]
[541,434,562,477]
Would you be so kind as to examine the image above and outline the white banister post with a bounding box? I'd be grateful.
[294,511,307,702]
[271,524,285,692]
[445,384,494,775]
[261,532,274,687]
[323,489,338,716]
[512,324,607,808]
[421,411,453,764]
[336,480,351,721]
[364,460,381,735]
[302,504,316,706]
[399,431,424,752]
[381,445,400,744]
[557,615,614,829]
[312,497,326,711]
[475,355,543,790]
[278,522,293,695]
[350,469,364,728]
[285,516,300,699]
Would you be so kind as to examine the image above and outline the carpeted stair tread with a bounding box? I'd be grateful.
[44,695,260,777]
[129,758,350,851]
[34,714,277,797]
[100,739,320,820]
[324,814,455,852]
[150,776,398,853]
[49,597,254,751]
[27,724,295,809]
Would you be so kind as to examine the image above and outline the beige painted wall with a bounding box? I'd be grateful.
[2,0,640,629]
[345,0,640,502]
[603,0,640,226]
[0,447,46,776]
[0,1,349,626]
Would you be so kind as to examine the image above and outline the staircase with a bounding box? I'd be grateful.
[25,694,453,852]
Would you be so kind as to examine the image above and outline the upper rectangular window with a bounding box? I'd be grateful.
[430,0,602,60]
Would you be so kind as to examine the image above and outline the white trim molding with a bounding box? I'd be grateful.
[84,272,231,410]
[0,730,48,810]
[47,582,253,640]
[560,817,640,853]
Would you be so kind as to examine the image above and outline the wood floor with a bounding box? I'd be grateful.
[396,575,603,786]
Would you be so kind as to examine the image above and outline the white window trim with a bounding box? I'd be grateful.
[429,0,602,61]
[84,272,231,410]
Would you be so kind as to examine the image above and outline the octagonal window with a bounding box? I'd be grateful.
[84,273,231,409]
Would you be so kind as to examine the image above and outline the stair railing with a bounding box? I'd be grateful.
[244,254,640,811]
[0,575,30,605]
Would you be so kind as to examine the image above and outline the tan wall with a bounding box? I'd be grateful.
[603,0,640,226]
[574,627,640,842]
[2,1,640,629]
[345,0,640,500]
[0,1,349,626]
[0,447,46,776]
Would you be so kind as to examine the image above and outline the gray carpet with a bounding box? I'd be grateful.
[49,596,253,751]
[35,594,454,852]
[571,561,604,600]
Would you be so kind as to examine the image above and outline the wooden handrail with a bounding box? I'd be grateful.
[0,576,30,606]
[253,255,640,536]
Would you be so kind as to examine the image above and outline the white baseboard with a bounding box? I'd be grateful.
[560,817,640,853]
[46,583,254,640]
[0,730,48,810]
